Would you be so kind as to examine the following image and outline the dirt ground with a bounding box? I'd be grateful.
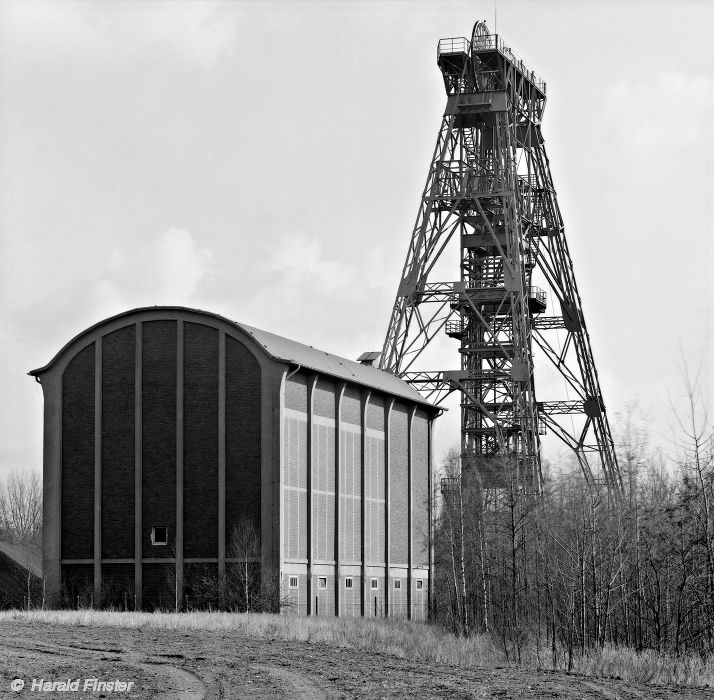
[0,620,711,699]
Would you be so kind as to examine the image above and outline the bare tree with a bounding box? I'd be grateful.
[226,518,261,612]
[429,371,714,664]
[0,468,42,545]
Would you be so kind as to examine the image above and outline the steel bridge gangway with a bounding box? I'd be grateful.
[407,280,546,313]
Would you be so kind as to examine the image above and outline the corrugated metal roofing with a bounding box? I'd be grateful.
[29,307,437,410]
[238,322,433,407]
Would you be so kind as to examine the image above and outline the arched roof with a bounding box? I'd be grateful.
[29,306,437,410]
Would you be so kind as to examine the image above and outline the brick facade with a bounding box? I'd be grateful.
[32,307,436,616]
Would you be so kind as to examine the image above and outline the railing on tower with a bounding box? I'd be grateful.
[437,34,547,94]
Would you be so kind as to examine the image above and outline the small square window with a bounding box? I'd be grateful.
[345,577,353,589]
[151,526,167,546]
[289,575,299,589]
[416,580,424,590]
[318,577,327,589]
[394,579,401,590]
[370,578,378,590]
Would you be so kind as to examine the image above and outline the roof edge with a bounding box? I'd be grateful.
[29,306,239,376]
[28,306,439,411]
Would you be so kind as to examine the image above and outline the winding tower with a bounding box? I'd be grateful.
[380,21,622,495]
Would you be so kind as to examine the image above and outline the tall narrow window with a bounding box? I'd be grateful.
[318,577,327,589]
[289,575,299,589]
[370,578,378,590]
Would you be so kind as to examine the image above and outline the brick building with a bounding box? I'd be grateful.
[30,307,437,617]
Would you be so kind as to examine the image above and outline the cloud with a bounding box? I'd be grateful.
[94,227,214,312]
[2,1,236,69]
[0,226,215,389]
[208,230,394,356]
[265,231,358,295]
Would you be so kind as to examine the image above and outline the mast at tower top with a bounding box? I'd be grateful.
[380,20,622,497]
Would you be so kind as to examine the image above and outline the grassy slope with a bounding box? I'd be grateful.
[0,609,711,689]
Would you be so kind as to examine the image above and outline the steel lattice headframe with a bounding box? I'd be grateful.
[379,21,623,497]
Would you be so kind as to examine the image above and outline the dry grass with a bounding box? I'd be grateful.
[0,609,498,667]
[576,645,714,688]
[1,609,712,688]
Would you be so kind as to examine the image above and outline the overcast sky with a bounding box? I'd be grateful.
[1,0,712,480]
